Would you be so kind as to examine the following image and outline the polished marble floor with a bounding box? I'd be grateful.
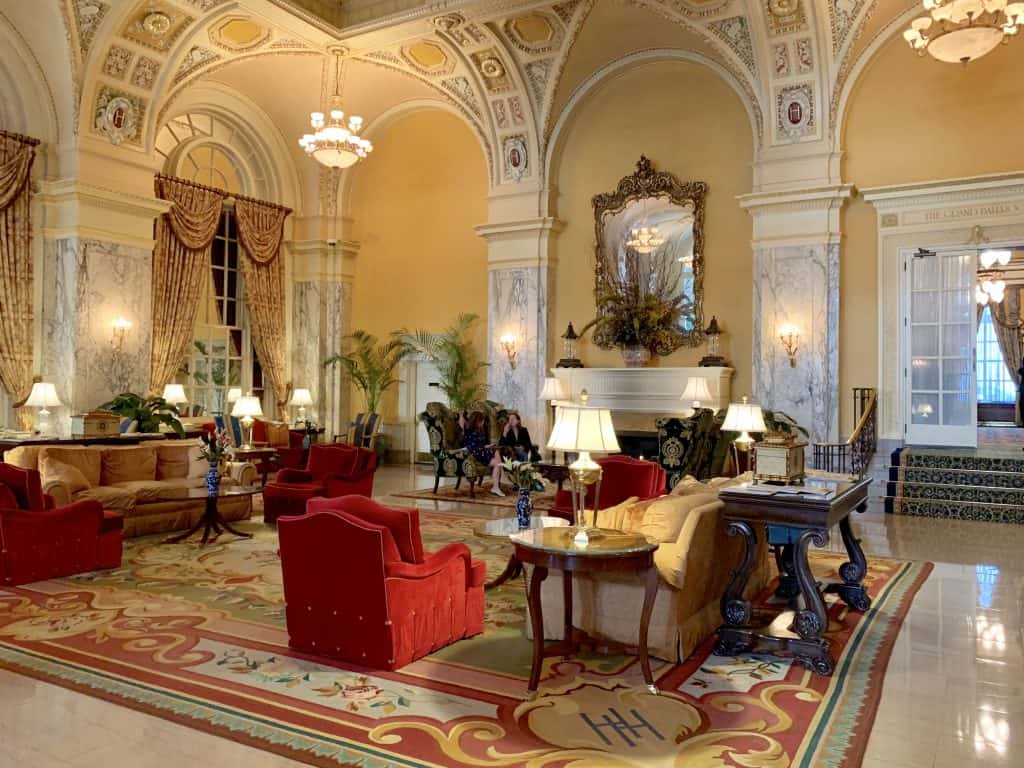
[2,464,1022,767]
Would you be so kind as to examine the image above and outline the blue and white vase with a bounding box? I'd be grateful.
[516,488,533,530]
[206,462,221,496]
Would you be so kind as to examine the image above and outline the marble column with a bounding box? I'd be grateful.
[739,186,852,445]
[476,215,560,445]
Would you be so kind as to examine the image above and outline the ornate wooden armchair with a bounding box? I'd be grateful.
[418,402,489,495]
[656,409,733,490]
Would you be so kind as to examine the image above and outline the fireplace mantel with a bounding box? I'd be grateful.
[551,367,733,414]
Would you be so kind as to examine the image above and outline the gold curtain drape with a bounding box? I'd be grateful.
[150,175,226,394]
[989,286,1024,426]
[235,197,291,411]
[0,130,39,429]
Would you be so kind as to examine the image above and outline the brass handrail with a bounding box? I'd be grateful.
[812,388,877,477]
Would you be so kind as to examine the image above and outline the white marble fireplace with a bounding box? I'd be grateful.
[550,366,733,416]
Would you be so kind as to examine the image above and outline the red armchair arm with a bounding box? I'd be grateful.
[276,468,314,484]
[0,499,104,528]
[385,543,474,586]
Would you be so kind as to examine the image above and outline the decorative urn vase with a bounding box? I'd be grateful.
[205,462,221,496]
[516,488,533,529]
[620,346,651,368]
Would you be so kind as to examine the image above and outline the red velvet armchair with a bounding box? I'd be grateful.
[549,455,667,521]
[0,463,123,586]
[262,444,378,524]
[278,496,485,670]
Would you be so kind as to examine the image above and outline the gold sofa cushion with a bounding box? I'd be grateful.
[40,455,93,495]
[155,443,193,480]
[74,485,136,512]
[101,445,157,485]
[39,446,102,487]
[639,493,720,543]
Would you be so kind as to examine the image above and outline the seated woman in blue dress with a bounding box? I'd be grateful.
[460,411,505,497]
[498,411,540,462]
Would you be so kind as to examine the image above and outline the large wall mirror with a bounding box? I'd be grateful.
[592,156,707,354]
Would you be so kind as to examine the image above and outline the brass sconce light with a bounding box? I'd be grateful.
[778,324,800,368]
[111,316,132,352]
[499,334,518,369]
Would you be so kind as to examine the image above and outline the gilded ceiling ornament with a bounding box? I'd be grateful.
[142,11,172,37]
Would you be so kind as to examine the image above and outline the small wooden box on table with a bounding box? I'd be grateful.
[714,477,871,676]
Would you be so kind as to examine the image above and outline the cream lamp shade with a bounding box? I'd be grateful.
[547,405,620,453]
[722,398,767,450]
[680,378,713,410]
[161,384,188,405]
[538,377,569,403]
[226,387,242,405]
[289,388,314,407]
[24,382,62,408]
[231,395,263,419]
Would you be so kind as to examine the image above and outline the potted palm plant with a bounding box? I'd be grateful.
[394,313,488,412]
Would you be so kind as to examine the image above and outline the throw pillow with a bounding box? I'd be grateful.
[155,443,192,480]
[593,496,640,530]
[101,446,157,485]
[639,493,720,543]
[40,456,92,495]
[39,447,102,487]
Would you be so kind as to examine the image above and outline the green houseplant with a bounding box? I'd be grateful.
[395,313,488,412]
[324,331,405,416]
[100,392,185,436]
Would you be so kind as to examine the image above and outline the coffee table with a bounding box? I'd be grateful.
[511,527,660,697]
[162,486,261,546]
[473,516,568,588]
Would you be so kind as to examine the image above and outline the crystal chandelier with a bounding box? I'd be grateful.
[976,248,1011,305]
[626,226,664,254]
[298,46,372,169]
[904,0,1024,64]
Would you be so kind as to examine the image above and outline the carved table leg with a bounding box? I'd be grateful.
[638,565,659,694]
[774,543,800,600]
[526,565,549,696]
[486,555,522,589]
[720,521,756,627]
[828,511,871,612]
[791,528,835,675]
[562,570,574,658]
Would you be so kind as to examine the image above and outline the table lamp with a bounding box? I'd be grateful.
[231,394,263,448]
[289,388,314,424]
[680,377,713,414]
[546,404,620,547]
[24,382,61,436]
[226,387,242,405]
[722,396,766,472]
[162,383,188,409]
[538,377,570,458]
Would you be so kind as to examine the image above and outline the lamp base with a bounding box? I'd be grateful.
[568,455,603,548]
[241,417,255,449]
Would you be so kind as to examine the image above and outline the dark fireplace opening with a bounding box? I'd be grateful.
[616,430,659,461]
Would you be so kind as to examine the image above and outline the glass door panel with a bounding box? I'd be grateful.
[906,249,977,446]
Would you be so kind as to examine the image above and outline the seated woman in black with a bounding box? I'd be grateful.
[499,412,540,463]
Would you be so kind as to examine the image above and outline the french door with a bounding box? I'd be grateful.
[904,248,977,447]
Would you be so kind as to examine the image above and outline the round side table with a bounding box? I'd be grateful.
[472,515,568,589]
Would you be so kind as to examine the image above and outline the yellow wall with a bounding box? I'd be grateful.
[550,59,755,398]
[840,39,1024,432]
[349,109,489,419]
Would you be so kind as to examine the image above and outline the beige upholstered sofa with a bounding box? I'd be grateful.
[4,442,257,538]
[528,473,773,662]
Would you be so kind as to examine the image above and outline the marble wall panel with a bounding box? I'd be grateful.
[488,266,549,442]
[41,238,152,428]
[291,279,350,438]
[752,243,839,444]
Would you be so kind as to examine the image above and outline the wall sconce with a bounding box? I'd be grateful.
[778,324,800,368]
[111,316,132,351]
[499,334,518,369]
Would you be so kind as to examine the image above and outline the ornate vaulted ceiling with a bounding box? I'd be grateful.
[60,0,933,195]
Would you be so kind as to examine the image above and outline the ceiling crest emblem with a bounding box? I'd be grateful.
[471,50,514,93]
[707,16,757,74]
[766,0,808,36]
[775,83,815,141]
[94,87,144,146]
[524,59,552,106]
[73,1,109,56]
[441,76,483,118]
[828,0,866,54]
[175,46,221,83]
[503,135,529,182]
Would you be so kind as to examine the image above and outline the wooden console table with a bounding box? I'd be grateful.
[714,477,871,676]
[511,527,660,697]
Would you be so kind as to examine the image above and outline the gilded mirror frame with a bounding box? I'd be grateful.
[592,155,708,354]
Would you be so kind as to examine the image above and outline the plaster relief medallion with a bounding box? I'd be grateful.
[504,12,562,54]
[503,135,529,181]
[122,3,193,52]
[103,45,134,80]
[492,99,509,129]
[773,44,790,77]
[509,96,526,125]
[94,87,144,146]
[130,56,161,89]
[775,83,815,140]
[74,1,109,56]
[175,46,220,83]
[471,49,513,93]
[796,38,813,72]
[766,0,808,35]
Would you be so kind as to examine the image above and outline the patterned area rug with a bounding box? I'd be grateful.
[0,514,931,768]
[392,485,559,511]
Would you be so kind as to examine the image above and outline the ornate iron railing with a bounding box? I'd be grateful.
[812,388,877,478]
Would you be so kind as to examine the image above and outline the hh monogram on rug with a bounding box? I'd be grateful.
[0,515,931,768]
